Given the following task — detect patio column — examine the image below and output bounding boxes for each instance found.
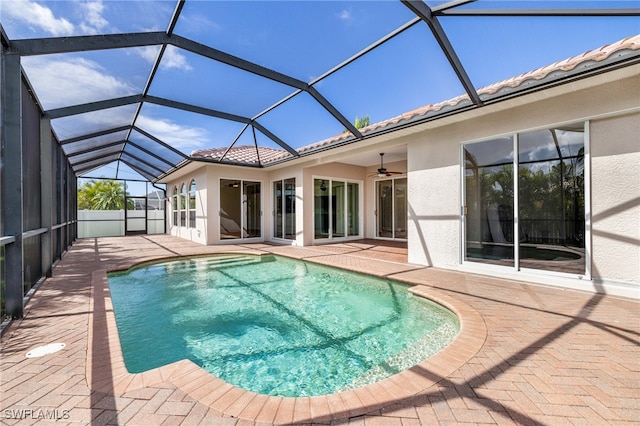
[40,117,53,277]
[1,47,24,319]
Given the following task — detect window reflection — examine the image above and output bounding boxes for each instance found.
[518,128,585,274]
[464,137,515,267]
[463,125,585,275]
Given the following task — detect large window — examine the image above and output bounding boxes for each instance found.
[314,178,360,240]
[189,180,196,228]
[463,124,586,276]
[274,178,295,240]
[220,179,261,239]
[376,177,407,240]
[180,183,186,227]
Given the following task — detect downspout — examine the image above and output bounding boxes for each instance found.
[152,183,167,234]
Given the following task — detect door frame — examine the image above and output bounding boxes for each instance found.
[374,176,408,241]
[125,196,147,235]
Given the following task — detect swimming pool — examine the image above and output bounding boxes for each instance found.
[108,254,459,397]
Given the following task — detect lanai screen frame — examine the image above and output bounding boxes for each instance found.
[1,1,640,321]
[2,1,639,182]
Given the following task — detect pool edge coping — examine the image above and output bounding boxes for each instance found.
[88,253,487,424]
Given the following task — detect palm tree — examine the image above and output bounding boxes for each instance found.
[77,179,132,210]
[343,115,371,133]
[354,115,370,129]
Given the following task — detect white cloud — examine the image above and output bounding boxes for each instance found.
[22,56,136,109]
[133,45,192,71]
[78,0,109,35]
[3,0,74,36]
[135,115,208,149]
[337,9,352,23]
[135,45,162,64]
[160,45,193,71]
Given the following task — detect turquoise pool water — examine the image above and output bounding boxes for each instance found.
[108,254,459,397]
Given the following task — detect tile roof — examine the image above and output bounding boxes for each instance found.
[191,145,292,164]
[193,35,640,167]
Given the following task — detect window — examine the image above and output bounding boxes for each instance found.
[314,178,360,240]
[180,183,186,227]
[172,186,178,226]
[189,180,196,228]
[462,123,586,276]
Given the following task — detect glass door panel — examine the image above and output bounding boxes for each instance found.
[314,179,329,239]
[274,181,283,239]
[377,180,393,238]
[243,181,261,238]
[347,182,359,236]
[376,178,407,240]
[220,179,241,239]
[464,137,515,267]
[314,178,360,240]
[331,181,345,238]
[394,178,407,239]
[284,178,296,240]
[518,128,585,274]
[274,178,296,240]
[220,179,261,240]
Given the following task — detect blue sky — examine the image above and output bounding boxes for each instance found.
[2,0,639,180]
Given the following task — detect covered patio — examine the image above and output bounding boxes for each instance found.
[1,236,638,424]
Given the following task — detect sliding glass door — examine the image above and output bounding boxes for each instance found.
[376,177,407,240]
[220,179,261,240]
[274,178,295,240]
[462,124,586,276]
[314,178,360,240]
[463,137,515,267]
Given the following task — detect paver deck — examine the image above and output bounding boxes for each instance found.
[1,235,638,425]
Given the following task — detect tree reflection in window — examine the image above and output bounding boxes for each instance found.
[464,125,585,275]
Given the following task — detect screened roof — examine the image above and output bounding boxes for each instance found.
[2,0,639,182]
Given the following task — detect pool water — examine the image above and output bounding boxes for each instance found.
[108,255,459,397]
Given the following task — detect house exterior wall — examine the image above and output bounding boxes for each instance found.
[161,71,638,297]
[405,73,639,297]
[590,112,640,288]
[168,166,208,245]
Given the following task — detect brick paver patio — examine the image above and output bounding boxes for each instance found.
[1,235,638,425]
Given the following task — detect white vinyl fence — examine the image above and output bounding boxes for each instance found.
[78,210,165,238]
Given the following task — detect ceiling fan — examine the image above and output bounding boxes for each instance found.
[369,153,403,178]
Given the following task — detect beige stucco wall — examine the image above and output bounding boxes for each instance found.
[590,112,640,286]
[405,72,640,294]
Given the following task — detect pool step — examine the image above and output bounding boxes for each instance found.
[193,255,262,270]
